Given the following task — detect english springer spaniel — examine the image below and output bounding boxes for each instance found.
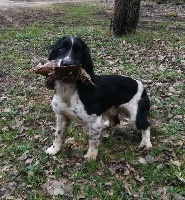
[45,36,152,160]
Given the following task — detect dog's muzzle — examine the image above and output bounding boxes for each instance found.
[56,57,81,68]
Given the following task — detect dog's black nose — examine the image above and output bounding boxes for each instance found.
[61,59,75,66]
[61,59,81,67]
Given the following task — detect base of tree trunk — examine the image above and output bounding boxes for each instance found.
[112,0,140,36]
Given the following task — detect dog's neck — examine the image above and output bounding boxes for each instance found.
[54,80,76,99]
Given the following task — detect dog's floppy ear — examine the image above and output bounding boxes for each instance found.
[48,36,67,61]
[76,38,95,79]
[84,47,95,79]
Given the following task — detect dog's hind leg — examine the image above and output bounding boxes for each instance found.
[46,114,70,155]
[139,127,152,149]
[84,116,103,160]
[136,93,152,149]
[130,116,152,149]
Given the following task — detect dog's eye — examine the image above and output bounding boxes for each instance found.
[59,48,65,53]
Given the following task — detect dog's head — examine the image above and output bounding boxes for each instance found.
[46,36,95,89]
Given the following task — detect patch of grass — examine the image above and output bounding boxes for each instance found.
[0,2,184,199]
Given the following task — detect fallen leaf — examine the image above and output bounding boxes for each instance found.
[138,157,147,164]
[123,182,132,195]
[105,182,112,186]
[2,127,9,131]
[4,196,14,200]
[172,192,185,200]
[101,131,110,138]
[2,165,12,172]
[109,166,116,175]
[162,193,170,200]
[77,189,86,199]
[108,189,114,196]
[42,179,73,197]
[42,180,64,196]
[123,167,130,176]
[145,155,155,163]
[135,175,145,183]
[25,158,33,164]
[176,173,185,183]
[18,151,29,161]
[3,108,11,113]
[171,160,181,167]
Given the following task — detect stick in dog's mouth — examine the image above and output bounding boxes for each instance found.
[32,60,96,86]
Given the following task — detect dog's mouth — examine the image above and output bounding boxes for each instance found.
[55,65,81,70]
[52,65,81,83]
[55,65,81,73]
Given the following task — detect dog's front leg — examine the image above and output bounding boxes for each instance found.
[84,116,102,160]
[46,114,69,155]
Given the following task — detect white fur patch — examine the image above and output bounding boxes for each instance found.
[120,80,144,127]
[52,82,97,124]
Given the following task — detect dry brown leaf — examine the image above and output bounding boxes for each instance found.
[135,175,145,183]
[77,189,86,200]
[2,108,11,113]
[42,180,64,196]
[123,167,130,176]
[25,158,33,164]
[172,193,185,200]
[138,157,147,164]
[42,178,73,197]
[18,151,29,161]
[145,155,155,163]
[171,160,181,167]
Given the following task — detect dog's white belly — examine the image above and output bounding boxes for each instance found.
[52,91,96,124]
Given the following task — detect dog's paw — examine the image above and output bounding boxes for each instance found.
[139,140,152,150]
[45,145,60,155]
[84,150,98,161]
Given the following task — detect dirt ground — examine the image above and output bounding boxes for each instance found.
[0,0,111,9]
[0,0,114,28]
[0,0,184,31]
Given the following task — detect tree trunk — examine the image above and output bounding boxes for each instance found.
[112,0,140,36]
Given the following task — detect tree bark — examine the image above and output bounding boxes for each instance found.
[112,0,140,36]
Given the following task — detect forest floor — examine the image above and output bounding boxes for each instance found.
[0,1,184,199]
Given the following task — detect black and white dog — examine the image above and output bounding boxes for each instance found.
[45,36,152,160]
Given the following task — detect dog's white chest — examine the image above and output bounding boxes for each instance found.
[52,82,88,123]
